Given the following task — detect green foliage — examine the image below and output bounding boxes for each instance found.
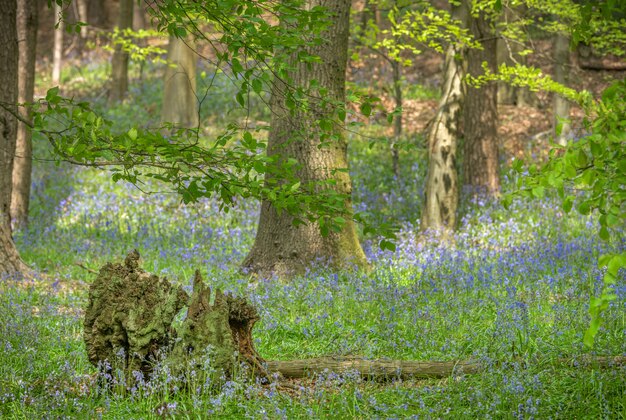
[507,79,626,346]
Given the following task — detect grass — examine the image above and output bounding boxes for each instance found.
[1,59,625,419]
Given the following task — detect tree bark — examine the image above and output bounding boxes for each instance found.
[463,7,500,197]
[0,0,29,278]
[242,0,367,278]
[421,3,467,234]
[108,0,133,103]
[390,60,401,177]
[77,0,88,38]
[161,36,198,128]
[266,355,626,380]
[52,3,64,86]
[496,6,533,107]
[11,0,38,229]
[553,33,571,146]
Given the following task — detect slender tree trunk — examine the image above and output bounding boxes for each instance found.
[421,3,467,234]
[496,6,533,107]
[390,59,401,177]
[242,0,367,278]
[109,0,133,103]
[52,3,64,86]
[77,0,88,38]
[0,0,29,278]
[553,33,571,146]
[11,0,38,229]
[463,7,500,197]
[161,36,198,128]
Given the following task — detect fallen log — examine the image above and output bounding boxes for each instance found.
[266,357,482,380]
[266,355,626,380]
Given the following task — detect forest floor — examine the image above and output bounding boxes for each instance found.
[1,31,625,418]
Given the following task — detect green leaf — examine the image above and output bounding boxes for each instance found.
[236,91,245,107]
[252,78,263,94]
[380,240,396,252]
[360,102,372,117]
[127,128,138,141]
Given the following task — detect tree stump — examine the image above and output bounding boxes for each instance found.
[84,251,264,380]
[83,250,189,374]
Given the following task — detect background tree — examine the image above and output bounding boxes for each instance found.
[496,5,533,106]
[242,0,367,277]
[553,33,571,145]
[0,0,30,278]
[11,0,38,228]
[52,2,64,86]
[421,2,468,234]
[463,3,500,197]
[161,36,198,128]
[109,0,133,103]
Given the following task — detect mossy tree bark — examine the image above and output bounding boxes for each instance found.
[161,36,198,128]
[421,3,467,235]
[553,33,571,146]
[108,0,133,103]
[11,0,38,228]
[463,5,500,197]
[242,0,367,278]
[84,252,264,379]
[0,0,30,279]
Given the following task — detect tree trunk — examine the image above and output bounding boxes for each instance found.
[421,3,467,234]
[88,0,106,28]
[108,0,133,103]
[553,33,571,146]
[52,3,64,86]
[161,36,198,128]
[0,0,29,278]
[463,7,500,197]
[390,60,401,177]
[242,0,367,278]
[133,1,147,31]
[496,6,533,107]
[77,0,88,38]
[11,0,38,229]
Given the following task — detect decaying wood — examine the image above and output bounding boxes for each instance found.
[85,251,265,380]
[266,357,482,380]
[266,355,626,380]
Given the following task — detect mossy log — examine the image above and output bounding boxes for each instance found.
[266,355,626,381]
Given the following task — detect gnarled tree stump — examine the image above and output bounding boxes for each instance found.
[84,251,264,379]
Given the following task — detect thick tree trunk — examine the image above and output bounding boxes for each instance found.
[242,0,367,278]
[553,33,571,146]
[421,3,467,234]
[52,3,64,86]
[0,0,29,278]
[109,0,133,103]
[463,8,500,197]
[11,0,38,229]
[161,36,198,128]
